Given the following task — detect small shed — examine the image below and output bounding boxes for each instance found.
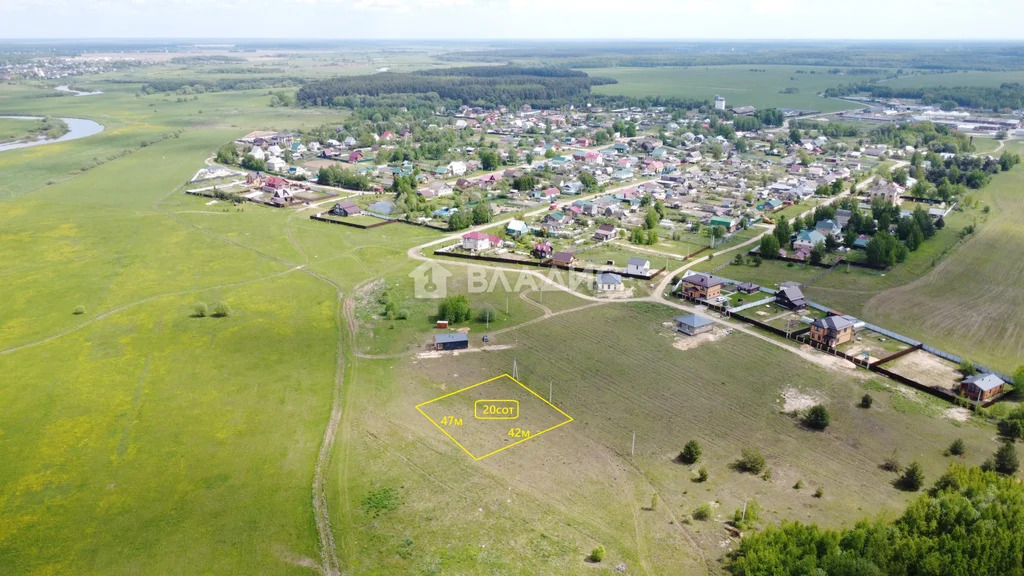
[675,313,714,336]
[434,333,469,351]
[436,320,449,329]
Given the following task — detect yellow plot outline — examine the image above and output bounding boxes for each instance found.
[415,374,573,460]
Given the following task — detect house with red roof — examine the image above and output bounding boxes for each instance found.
[461,231,501,252]
[262,176,289,192]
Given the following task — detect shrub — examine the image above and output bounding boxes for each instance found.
[813,487,824,498]
[693,503,712,521]
[860,394,873,408]
[695,466,709,483]
[73,305,86,315]
[212,301,231,318]
[649,493,658,511]
[733,500,761,530]
[882,453,902,473]
[437,295,471,323]
[794,479,804,490]
[194,302,208,317]
[897,461,925,491]
[762,468,773,481]
[679,439,702,464]
[588,546,605,563]
[803,405,831,430]
[736,448,766,474]
[361,487,400,517]
[947,438,966,457]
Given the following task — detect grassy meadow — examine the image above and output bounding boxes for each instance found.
[338,301,999,574]
[587,65,863,112]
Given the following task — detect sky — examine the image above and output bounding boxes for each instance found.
[1,0,1022,40]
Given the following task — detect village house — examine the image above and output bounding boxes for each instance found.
[870,181,904,205]
[815,219,842,238]
[262,175,289,193]
[775,283,807,310]
[551,251,575,267]
[794,230,827,251]
[674,313,714,336]
[593,224,617,242]
[595,272,624,292]
[330,201,362,217]
[627,258,650,276]
[506,219,530,237]
[809,316,855,348]
[461,231,501,252]
[960,373,1006,401]
[680,273,725,300]
[533,242,553,259]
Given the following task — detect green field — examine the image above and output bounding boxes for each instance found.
[353,301,999,573]
[879,69,1024,89]
[0,117,36,142]
[587,65,863,112]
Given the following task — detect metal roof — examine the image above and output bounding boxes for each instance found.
[675,313,714,328]
[963,373,1005,391]
[434,333,469,344]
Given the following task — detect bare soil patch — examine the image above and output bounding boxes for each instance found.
[883,350,961,392]
[944,407,972,422]
[671,327,728,351]
[780,387,824,413]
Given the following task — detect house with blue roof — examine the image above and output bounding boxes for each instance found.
[794,229,827,250]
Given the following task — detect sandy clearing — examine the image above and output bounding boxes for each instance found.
[780,387,824,413]
[672,327,729,351]
[944,407,972,422]
[799,344,860,374]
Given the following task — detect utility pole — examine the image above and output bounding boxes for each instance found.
[549,381,552,402]
[631,431,636,456]
[506,294,509,315]
[513,358,518,380]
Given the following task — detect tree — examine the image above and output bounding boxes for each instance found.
[695,467,709,482]
[709,142,723,160]
[736,447,766,474]
[478,148,500,171]
[759,234,780,259]
[803,405,830,430]
[216,143,238,165]
[644,210,658,230]
[809,243,826,265]
[437,295,471,323]
[947,438,966,457]
[588,546,605,563]
[240,154,266,172]
[897,461,924,491]
[645,229,659,246]
[680,440,702,464]
[773,218,792,246]
[212,301,231,318]
[860,394,873,409]
[471,202,492,225]
[994,441,1019,475]
[194,302,208,318]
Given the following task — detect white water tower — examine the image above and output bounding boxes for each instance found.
[715,95,726,111]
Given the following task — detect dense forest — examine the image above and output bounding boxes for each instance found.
[296,65,616,109]
[825,82,1024,111]
[729,464,1024,576]
[436,42,1024,71]
[137,77,303,94]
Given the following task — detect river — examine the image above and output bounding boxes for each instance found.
[55,85,104,96]
[0,116,105,153]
